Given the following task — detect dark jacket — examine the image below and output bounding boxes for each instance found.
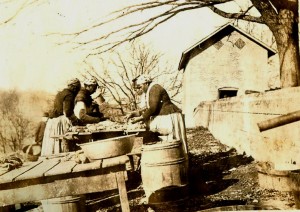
[75,88,103,124]
[142,84,181,121]
[75,88,94,108]
[49,88,79,125]
[34,121,47,144]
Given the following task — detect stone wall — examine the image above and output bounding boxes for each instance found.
[194,87,300,169]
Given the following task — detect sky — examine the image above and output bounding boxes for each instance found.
[0,0,242,94]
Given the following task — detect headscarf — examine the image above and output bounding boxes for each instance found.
[67,78,80,86]
[136,74,152,85]
[84,77,98,85]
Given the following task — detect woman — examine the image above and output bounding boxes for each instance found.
[74,77,105,125]
[128,74,188,156]
[41,78,81,156]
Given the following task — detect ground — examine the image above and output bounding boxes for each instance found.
[27,127,296,211]
[87,127,296,211]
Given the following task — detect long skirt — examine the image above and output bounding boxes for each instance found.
[41,116,72,156]
[149,113,188,157]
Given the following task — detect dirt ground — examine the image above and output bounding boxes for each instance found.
[27,127,296,211]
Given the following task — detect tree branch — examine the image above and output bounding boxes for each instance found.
[208,5,264,23]
[0,0,43,26]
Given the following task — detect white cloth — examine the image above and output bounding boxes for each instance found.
[74,101,86,119]
[139,93,147,109]
[41,116,72,156]
[145,82,157,108]
[149,113,188,157]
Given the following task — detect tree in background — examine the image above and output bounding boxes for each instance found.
[0,90,32,153]
[0,0,40,26]
[63,0,298,88]
[83,42,183,114]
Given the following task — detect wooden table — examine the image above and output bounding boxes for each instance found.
[0,154,130,212]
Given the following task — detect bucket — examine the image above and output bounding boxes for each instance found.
[288,170,300,209]
[256,162,290,191]
[141,140,189,205]
[22,144,42,162]
[42,195,86,212]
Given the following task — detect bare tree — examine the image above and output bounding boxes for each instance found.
[0,0,42,26]
[56,0,299,88]
[83,42,183,114]
[0,90,32,153]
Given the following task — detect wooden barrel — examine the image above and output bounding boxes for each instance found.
[42,195,86,212]
[0,205,14,212]
[288,170,300,209]
[141,140,189,205]
[197,204,276,211]
[256,162,290,191]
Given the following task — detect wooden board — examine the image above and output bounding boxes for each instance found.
[0,168,11,177]
[102,155,129,169]
[72,160,102,173]
[44,160,77,176]
[0,172,119,205]
[38,152,71,161]
[116,171,130,212]
[0,161,42,183]
[125,129,146,133]
[15,159,60,181]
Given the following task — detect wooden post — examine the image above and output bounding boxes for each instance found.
[115,171,130,212]
[257,110,300,132]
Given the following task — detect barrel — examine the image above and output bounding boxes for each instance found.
[197,204,277,211]
[42,195,86,212]
[256,162,290,191]
[141,140,189,205]
[288,170,300,209]
[0,205,14,212]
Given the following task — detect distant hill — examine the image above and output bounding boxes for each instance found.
[18,90,55,122]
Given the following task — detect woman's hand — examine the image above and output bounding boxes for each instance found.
[131,116,143,124]
[126,111,140,122]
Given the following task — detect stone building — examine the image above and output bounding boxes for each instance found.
[178,23,277,128]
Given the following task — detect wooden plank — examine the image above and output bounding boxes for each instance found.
[38,152,70,160]
[0,171,119,206]
[15,159,60,181]
[0,169,10,177]
[116,171,130,212]
[19,159,60,180]
[72,160,102,173]
[44,160,77,176]
[101,155,129,169]
[0,161,42,183]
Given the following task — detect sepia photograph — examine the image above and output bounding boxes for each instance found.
[0,0,299,211]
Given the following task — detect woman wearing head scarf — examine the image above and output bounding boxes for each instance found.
[127,74,188,156]
[41,78,81,156]
[74,77,105,125]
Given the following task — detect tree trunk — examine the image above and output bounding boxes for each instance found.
[271,9,300,88]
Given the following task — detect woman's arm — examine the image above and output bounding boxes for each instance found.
[142,84,162,120]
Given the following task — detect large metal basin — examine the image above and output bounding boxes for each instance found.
[77,134,137,160]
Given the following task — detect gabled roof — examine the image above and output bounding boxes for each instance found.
[178,23,277,71]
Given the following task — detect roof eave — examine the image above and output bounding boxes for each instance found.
[178,23,277,71]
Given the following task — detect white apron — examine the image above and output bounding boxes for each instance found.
[41,115,72,156]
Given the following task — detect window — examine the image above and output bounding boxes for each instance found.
[214,40,224,50]
[218,87,238,99]
[235,38,246,49]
